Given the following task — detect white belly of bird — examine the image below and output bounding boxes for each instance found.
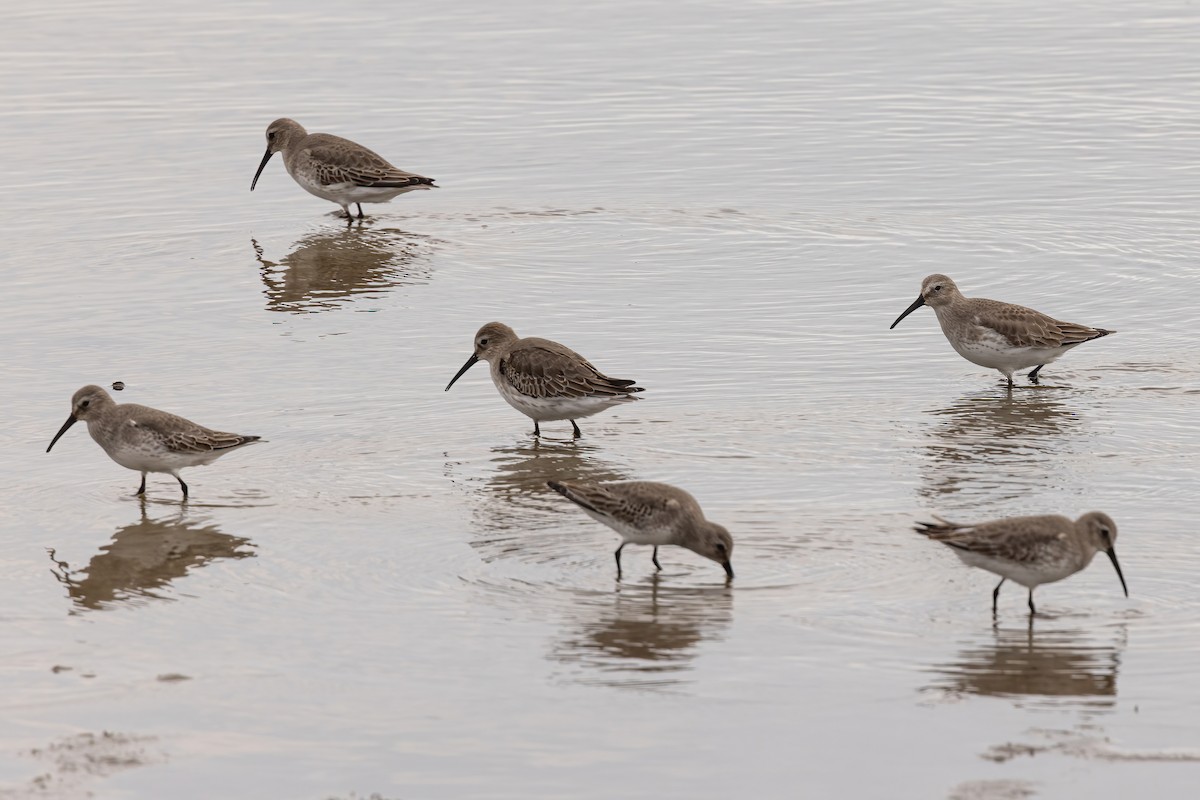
[581,508,676,546]
[953,549,1080,589]
[103,442,220,473]
[92,421,225,474]
[949,327,1066,376]
[493,377,632,422]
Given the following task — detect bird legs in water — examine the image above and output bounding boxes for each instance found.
[532,420,583,438]
[133,472,189,500]
[992,577,1038,616]
[614,543,663,580]
[1005,364,1047,390]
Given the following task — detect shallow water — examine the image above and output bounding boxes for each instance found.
[2,0,1199,797]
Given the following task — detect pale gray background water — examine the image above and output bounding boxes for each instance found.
[1,1,1198,797]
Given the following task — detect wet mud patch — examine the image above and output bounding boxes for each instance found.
[948,779,1037,800]
[1,731,164,800]
[983,726,1200,764]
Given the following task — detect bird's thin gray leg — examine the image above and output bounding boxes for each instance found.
[356,203,365,219]
[135,472,147,496]
[1028,365,1044,384]
[571,420,582,438]
[533,420,541,436]
[614,542,626,579]
[177,476,189,500]
[652,546,662,571]
[992,578,1005,614]
[1027,590,1036,616]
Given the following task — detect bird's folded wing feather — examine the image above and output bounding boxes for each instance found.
[305,140,434,188]
[920,520,1070,562]
[501,345,640,399]
[566,483,680,526]
[127,411,254,453]
[974,300,1109,348]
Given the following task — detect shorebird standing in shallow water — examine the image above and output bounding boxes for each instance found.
[444,322,643,438]
[547,480,734,580]
[890,274,1114,387]
[46,385,261,499]
[250,118,435,220]
[916,511,1128,615]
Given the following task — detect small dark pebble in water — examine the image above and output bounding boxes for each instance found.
[156,673,191,682]
[111,381,125,391]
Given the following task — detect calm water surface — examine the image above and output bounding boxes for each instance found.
[1,1,1199,797]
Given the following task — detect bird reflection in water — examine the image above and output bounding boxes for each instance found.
[919,390,1087,503]
[467,440,632,562]
[252,226,435,313]
[48,507,255,612]
[925,624,1125,709]
[551,576,734,690]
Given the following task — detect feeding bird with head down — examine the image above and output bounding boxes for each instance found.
[547,479,734,581]
[916,511,1128,616]
[251,118,435,220]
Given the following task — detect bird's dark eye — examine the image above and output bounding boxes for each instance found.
[1100,527,1111,539]
[932,285,942,292]
[716,542,727,553]
[267,131,276,140]
[479,338,489,346]
[80,400,90,408]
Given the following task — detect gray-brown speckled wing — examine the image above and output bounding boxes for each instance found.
[557,481,690,528]
[119,405,259,454]
[499,341,643,400]
[303,133,435,188]
[971,298,1112,349]
[917,515,1073,564]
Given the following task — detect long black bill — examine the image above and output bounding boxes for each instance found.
[250,148,274,191]
[889,294,926,330]
[46,415,78,453]
[1106,547,1129,597]
[723,560,734,580]
[444,354,480,391]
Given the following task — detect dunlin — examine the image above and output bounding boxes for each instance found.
[250,118,435,219]
[547,480,734,580]
[916,511,1128,615]
[890,274,1114,387]
[46,385,261,499]
[444,322,643,437]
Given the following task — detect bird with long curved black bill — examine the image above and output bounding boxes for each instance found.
[916,511,1129,616]
[46,385,261,500]
[444,322,643,438]
[547,479,734,581]
[890,274,1113,387]
[251,118,435,220]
